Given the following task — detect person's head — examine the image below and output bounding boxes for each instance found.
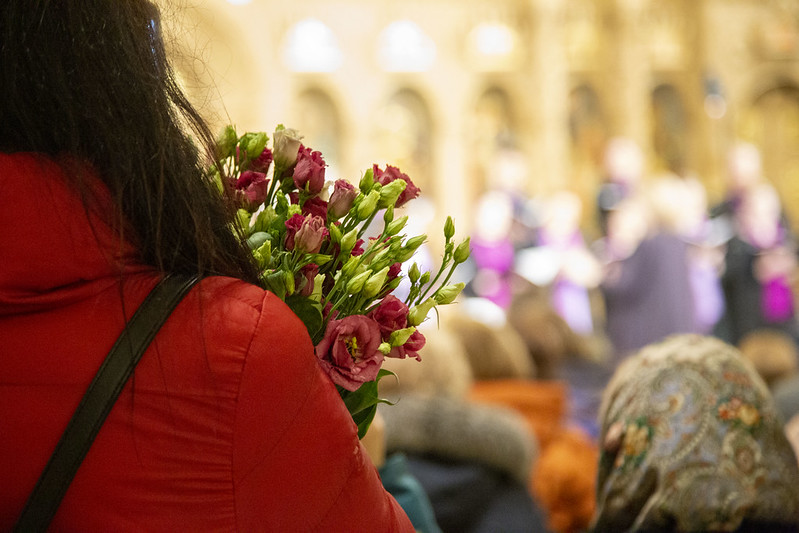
[507,295,587,380]
[0,1,259,282]
[738,329,798,389]
[603,137,644,187]
[379,325,474,401]
[445,310,535,381]
[726,141,763,192]
[593,334,799,532]
[540,189,583,242]
[737,181,782,248]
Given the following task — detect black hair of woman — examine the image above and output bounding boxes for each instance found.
[0,0,261,284]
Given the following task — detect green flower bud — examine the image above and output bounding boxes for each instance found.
[346,270,371,294]
[287,203,302,217]
[383,205,394,225]
[389,327,416,347]
[433,282,465,305]
[341,255,360,277]
[378,342,392,355]
[407,297,437,327]
[443,216,455,240]
[252,249,265,270]
[245,132,268,159]
[356,190,380,220]
[408,263,421,284]
[453,236,471,264]
[340,228,358,254]
[255,240,272,267]
[216,125,238,159]
[395,234,427,262]
[359,168,375,193]
[363,266,390,298]
[378,179,407,208]
[309,273,325,302]
[284,269,295,295]
[311,254,333,266]
[385,216,408,237]
[328,223,343,244]
[419,271,431,285]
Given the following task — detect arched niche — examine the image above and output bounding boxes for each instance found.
[291,87,344,179]
[568,83,607,228]
[651,83,688,175]
[739,84,799,236]
[375,88,435,198]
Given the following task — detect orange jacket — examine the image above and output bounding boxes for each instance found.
[0,153,412,532]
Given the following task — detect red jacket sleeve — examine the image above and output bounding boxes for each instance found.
[232,290,414,532]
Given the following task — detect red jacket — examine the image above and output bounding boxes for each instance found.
[0,153,413,532]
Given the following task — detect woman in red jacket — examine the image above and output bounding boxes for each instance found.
[0,2,412,531]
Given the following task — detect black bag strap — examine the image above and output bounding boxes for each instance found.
[14,273,201,533]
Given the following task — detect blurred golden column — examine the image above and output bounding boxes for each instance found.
[530,0,570,194]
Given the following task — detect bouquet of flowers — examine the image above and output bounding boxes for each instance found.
[211,124,470,437]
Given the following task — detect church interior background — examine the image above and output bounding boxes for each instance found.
[161,0,799,246]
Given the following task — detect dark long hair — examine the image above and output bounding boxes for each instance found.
[0,0,261,284]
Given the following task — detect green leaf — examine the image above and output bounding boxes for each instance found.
[284,294,324,342]
[353,406,377,440]
[246,231,271,250]
[339,371,395,439]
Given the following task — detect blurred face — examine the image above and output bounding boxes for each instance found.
[727,143,762,191]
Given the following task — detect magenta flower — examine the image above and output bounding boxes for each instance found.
[315,315,384,391]
[388,262,402,280]
[250,147,274,174]
[328,179,358,219]
[235,170,269,205]
[294,215,328,254]
[284,213,305,251]
[351,239,365,256]
[389,329,426,361]
[369,295,409,339]
[293,145,326,195]
[297,263,319,297]
[372,164,421,207]
[302,196,328,220]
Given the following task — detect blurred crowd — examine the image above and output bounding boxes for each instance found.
[378,139,799,533]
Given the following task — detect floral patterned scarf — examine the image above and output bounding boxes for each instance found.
[592,334,799,532]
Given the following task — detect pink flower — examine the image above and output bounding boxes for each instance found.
[235,170,269,205]
[351,239,365,256]
[284,213,305,250]
[372,164,420,207]
[293,145,326,195]
[302,196,328,220]
[294,215,328,254]
[328,179,358,219]
[369,295,409,339]
[390,329,426,361]
[315,315,384,391]
[250,147,274,173]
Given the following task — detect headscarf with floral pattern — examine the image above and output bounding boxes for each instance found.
[592,334,799,532]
